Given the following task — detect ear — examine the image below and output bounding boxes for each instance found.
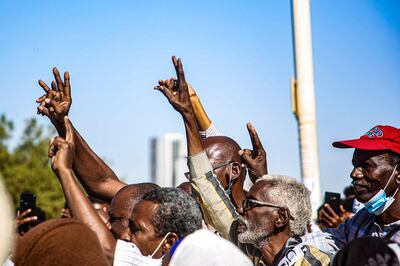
[275,208,290,229]
[396,172,400,186]
[230,162,242,181]
[162,232,179,254]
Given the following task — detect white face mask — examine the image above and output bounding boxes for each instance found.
[364,165,398,215]
[125,233,170,266]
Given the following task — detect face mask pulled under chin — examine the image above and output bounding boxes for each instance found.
[128,233,170,266]
[364,165,398,215]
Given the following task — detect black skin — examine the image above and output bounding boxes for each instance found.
[155,56,203,156]
[35,60,265,257]
[38,58,196,259]
[15,208,38,236]
[109,183,159,241]
[36,64,252,213]
[318,204,350,228]
[48,116,116,263]
[202,136,246,209]
[129,200,179,258]
[349,149,400,226]
[108,187,136,241]
[318,149,400,228]
[237,181,291,266]
[37,67,126,203]
[156,61,254,210]
[177,182,193,197]
[34,66,181,248]
[46,96,177,262]
[239,123,268,183]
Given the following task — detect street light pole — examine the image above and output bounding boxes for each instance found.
[291,0,321,215]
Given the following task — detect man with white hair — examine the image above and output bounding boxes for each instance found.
[237,175,331,265]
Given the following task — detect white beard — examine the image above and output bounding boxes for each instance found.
[237,216,271,248]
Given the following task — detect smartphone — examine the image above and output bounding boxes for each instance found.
[324,192,341,215]
[20,192,36,213]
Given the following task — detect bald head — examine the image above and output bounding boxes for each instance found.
[202,136,242,166]
[109,183,159,240]
[202,136,246,188]
[111,183,160,211]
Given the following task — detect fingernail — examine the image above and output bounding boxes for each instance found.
[238,150,243,155]
[45,98,50,103]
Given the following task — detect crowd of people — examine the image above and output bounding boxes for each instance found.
[1,56,400,266]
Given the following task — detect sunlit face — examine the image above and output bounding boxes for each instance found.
[350,149,398,203]
[108,191,133,241]
[129,200,165,258]
[237,182,275,247]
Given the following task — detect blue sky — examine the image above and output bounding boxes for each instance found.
[0,0,399,198]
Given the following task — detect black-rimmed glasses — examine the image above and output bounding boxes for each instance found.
[242,198,294,220]
[184,160,233,179]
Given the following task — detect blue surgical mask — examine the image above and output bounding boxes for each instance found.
[364,165,398,215]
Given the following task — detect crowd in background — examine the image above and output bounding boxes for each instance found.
[1,56,400,266]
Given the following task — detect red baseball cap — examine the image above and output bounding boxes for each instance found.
[333,125,400,155]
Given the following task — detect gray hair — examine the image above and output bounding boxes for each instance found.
[143,187,203,238]
[256,175,311,236]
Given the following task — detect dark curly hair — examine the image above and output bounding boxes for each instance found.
[142,187,202,238]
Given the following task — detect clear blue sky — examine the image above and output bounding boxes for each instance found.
[0,0,399,197]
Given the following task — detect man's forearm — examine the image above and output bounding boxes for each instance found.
[183,112,203,156]
[72,127,126,202]
[57,169,116,260]
[51,119,125,202]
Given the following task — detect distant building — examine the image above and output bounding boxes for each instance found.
[150,133,188,187]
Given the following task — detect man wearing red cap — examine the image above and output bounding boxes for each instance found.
[303,125,400,254]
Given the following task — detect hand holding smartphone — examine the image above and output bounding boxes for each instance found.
[324,192,341,215]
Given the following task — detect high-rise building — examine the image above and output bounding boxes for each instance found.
[150,133,188,187]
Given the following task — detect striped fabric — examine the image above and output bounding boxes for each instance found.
[302,208,400,255]
[267,237,331,266]
[188,151,238,239]
[199,122,223,139]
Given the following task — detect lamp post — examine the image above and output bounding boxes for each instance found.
[291,0,321,215]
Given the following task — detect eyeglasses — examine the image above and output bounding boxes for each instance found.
[184,160,233,179]
[242,198,294,219]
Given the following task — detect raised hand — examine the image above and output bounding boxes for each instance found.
[158,77,197,97]
[16,208,37,226]
[318,204,348,228]
[155,56,193,116]
[37,67,72,126]
[48,116,75,174]
[239,123,268,183]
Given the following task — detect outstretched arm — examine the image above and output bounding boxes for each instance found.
[49,116,116,262]
[155,58,202,156]
[155,56,237,238]
[37,68,125,202]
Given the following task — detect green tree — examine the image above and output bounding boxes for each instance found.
[0,115,64,218]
